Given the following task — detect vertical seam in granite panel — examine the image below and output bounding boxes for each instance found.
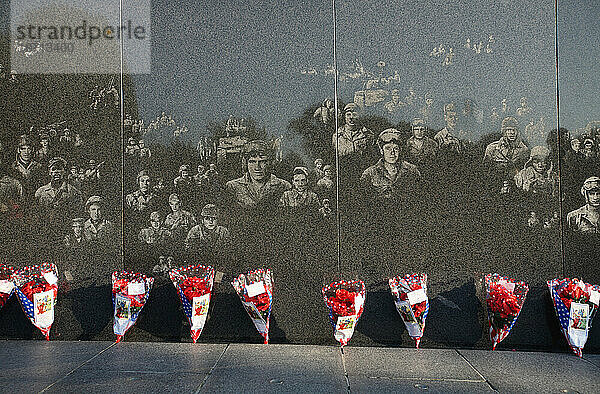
[332,0,342,277]
[119,0,126,267]
[554,0,566,276]
[39,342,117,393]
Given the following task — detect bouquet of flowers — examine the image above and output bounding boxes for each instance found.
[389,273,429,348]
[322,280,366,347]
[548,278,600,357]
[0,264,15,311]
[112,271,154,343]
[484,273,529,350]
[169,264,215,343]
[12,263,59,340]
[232,269,273,344]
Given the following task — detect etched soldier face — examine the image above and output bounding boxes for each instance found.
[150,216,161,229]
[50,166,65,182]
[571,139,580,152]
[532,158,547,173]
[412,125,425,139]
[18,145,32,161]
[293,173,308,192]
[381,142,400,165]
[181,169,190,179]
[169,200,181,212]
[445,111,457,128]
[73,223,83,237]
[588,190,600,207]
[324,168,332,178]
[40,139,49,148]
[89,204,102,222]
[247,154,270,182]
[504,127,517,142]
[315,161,323,170]
[203,216,217,230]
[344,109,357,127]
[139,175,150,192]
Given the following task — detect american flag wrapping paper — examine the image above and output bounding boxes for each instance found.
[548,278,600,357]
[169,264,214,343]
[112,271,154,343]
[0,264,15,311]
[322,280,366,347]
[232,269,273,344]
[484,273,529,350]
[12,263,59,340]
[389,273,429,349]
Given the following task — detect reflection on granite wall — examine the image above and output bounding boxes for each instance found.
[0,0,598,352]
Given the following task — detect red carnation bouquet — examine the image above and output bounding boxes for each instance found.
[112,271,154,343]
[12,263,59,340]
[322,280,366,347]
[484,274,529,350]
[389,273,428,348]
[232,269,273,344]
[169,264,215,343]
[548,278,599,357]
[0,264,15,310]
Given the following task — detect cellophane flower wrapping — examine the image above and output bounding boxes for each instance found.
[322,280,366,347]
[0,264,15,311]
[112,271,154,343]
[169,264,214,343]
[548,278,600,357]
[12,263,59,340]
[484,273,529,350]
[231,269,273,344]
[389,273,429,349]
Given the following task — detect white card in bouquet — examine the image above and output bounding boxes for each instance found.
[192,294,210,330]
[33,289,55,328]
[246,281,266,297]
[590,291,599,306]
[407,288,427,305]
[568,302,590,348]
[0,279,14,294]
[127,282,145,296]
[42,271,58,286]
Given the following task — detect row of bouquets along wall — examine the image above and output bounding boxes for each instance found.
[0,264,599,357]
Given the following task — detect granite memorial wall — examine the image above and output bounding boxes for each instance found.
[0,0,598,351]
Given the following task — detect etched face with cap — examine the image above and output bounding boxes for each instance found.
[344,106,358,128]
[169,194,181,211]
[138,174,150,192]
[583,178,600,207]
[89,203,102,222]
[293,172,308,192]
[203,215,217,230]
[150,211,161,229]
[72,220,83,236]
[49,162,66,182]
[412,119,426,139]
[382,142,400,165]
[571,139,580,152]
[18,144,32,162]
[247,154,270,182]
[532,158,548,174]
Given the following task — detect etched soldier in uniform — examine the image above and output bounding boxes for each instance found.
[185,204,230,250]
[64,217,87,247]
[164,193,196,240]
[226,140,291,209]
[35,157,83,219]
[434,103,461,153]
[406,118,438,166]
[313,158,324,180]
[126,170,156,213]
[35,133,52,165]
[483,117,530,174]
[83,195,115,244]
[125,137,139,155]
[12,135,42,186]
[361,129,421,199]
[567,177,600,234]
[193,164,206,187]
[332,103,374,157]
[138,211,172,245]
[514,146,558,196]
[280,167,320,209]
